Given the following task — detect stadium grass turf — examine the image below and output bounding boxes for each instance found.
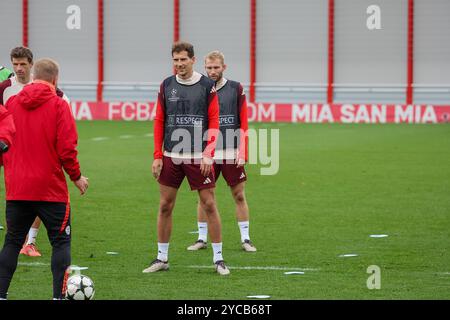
[0,121,449,299]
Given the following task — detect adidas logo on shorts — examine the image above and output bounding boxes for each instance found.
[203,177,212,184]
[240,173,246,179]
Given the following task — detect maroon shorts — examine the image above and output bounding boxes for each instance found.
[214,162,247,187]
[158,156,216,190]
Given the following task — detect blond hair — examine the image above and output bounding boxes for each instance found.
[33,58,59,82]
[205,51,225,64]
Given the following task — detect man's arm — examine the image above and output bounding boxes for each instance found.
[0,105,15,148]
[200,88,219,176]
[0,105,15,167]
[152,83,165,179]
[203,88,219,159]
[56,99,81,181]
[153,83,165,160]
[238,84,249,164]
[56,98,89,194]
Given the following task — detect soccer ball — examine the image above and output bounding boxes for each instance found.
[65,274,95,300]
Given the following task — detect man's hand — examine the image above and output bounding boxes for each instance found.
[235,157,246,168]
[235,151,246,168]
[152,159,163,179]
[200,156,213,177]
[74,176,89,195]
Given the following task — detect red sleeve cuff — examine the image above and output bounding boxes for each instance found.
[70,172,82,182]
[153,152,163,159]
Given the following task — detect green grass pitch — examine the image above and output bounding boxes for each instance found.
[1,121,449,299]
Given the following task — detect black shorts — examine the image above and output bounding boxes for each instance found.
[5,201,71,246]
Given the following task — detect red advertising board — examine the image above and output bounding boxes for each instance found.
[71,102,450,124]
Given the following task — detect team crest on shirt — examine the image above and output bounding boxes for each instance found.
[168,88,180,102]
[65,226,71,235]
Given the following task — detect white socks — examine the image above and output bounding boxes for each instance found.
[27,227,39,245]
[157,243,169,262]
[211,243,224,263]
[197,222,208,242]
[158,241,221,263]
[198,221,251,243]
[238,221,250,243]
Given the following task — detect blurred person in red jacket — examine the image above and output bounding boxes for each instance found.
[0,104,15,161]
[1,47,71,257]
[0,104,16,232]
[0,58,89,300]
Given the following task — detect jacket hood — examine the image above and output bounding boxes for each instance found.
[16,82,56,110]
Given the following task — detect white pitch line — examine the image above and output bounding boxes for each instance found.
[119,135,134,139]
[339,254,359,258]
[144,133,154,137]
[91,137,109,141]
[18,262,50,267]
[247,295,271,299]
[185,265,319,271]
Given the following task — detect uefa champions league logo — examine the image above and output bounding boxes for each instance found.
[169,89,180,102]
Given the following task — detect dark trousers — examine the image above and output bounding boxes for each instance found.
[0,201,71,299]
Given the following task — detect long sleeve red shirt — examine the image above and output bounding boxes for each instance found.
[238,85,249,162]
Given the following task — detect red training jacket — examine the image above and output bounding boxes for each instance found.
[3,82,81,202]
[0,104,16,166]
